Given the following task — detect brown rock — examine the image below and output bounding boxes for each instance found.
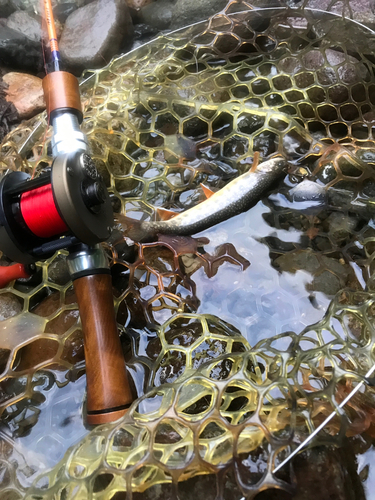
[3,72,45,119]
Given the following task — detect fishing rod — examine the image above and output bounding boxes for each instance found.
[0,0,133,424]
[273,361,375,473]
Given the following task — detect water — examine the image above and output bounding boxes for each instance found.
[1,2,375,499]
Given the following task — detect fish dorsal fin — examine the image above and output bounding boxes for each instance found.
[200,183,215,199]
[250,151,260,173]
[156,207,177,221]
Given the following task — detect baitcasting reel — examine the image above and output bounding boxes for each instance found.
[0,151,113,265]
[0,0,134,424]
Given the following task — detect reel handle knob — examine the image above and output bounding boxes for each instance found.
[0,263,31,288]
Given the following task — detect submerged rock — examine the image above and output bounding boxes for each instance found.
[3,72,45,119]
[274,250,356,296]
[0,292,22,321]
[59,0,134,73]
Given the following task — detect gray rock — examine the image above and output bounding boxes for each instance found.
[140,0,174,30]
[171,0,228,28]
[53,2,78,23]
[306,0,375,30]
[59,0,134,73]
[274,250,355,296]
[327,212,359,241]
[6,11,41,42]
[0,292,22,321]
[0,26,43,73]
[0,0,16,17]
[47,255,71,286]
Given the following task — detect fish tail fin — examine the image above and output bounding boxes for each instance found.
[115,214,150,242]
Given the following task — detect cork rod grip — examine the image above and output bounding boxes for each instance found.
[73,273,133,425]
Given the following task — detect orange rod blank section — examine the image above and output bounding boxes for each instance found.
[43,0,59,53]
[42,71,82,118]
[73,273,133,425]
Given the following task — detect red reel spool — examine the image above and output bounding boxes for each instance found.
[20,184,68,238]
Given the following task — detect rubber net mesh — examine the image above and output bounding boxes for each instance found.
[1,1,375,498]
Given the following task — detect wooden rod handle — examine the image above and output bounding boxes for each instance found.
[73,273,133,424]
[42,71,82,121]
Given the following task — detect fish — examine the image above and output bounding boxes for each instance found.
[269,179,328,214]
[117,156,288,242]
[270,177,375,217]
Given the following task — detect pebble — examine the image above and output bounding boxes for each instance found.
[0,26,43,73]
[3,72,45,119]
[140,0,174,30]
[5,11,41,43]
[59,0,134,73]
[171,0,228,28]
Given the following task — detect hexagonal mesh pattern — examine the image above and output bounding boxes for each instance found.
[1,1,375,499]
[24,300,375,499]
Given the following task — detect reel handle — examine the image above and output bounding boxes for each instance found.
[73,272,132,424]
[0,263,32,288]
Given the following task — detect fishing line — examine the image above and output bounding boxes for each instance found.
[20,184,68,238]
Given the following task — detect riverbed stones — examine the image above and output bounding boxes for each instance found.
[0,0,15,17]
[5,11,41,42]
[171,0,229,28]
[140,0,174,30]
[3,72,45,119]
[59,0,134,73]
[0,292,22,321]
[126,0,153,10]
[0,86,18,142]
[0,26,43,72]
[53,2,78,23]
[274,250,356,296]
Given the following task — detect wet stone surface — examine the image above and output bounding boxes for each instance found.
[3,72,45,119]
[0,26,43,72]
[5,11,41,43]
[59,0,134,73]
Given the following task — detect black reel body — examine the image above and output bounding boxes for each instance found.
[0,152,113,264]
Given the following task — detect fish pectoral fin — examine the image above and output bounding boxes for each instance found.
[200,183,216,199]
[156,207,177,221]
[249,151,260,173]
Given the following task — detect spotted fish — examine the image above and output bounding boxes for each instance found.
[117,156,288,242]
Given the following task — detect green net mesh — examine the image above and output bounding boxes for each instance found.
[1,1,375,498]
